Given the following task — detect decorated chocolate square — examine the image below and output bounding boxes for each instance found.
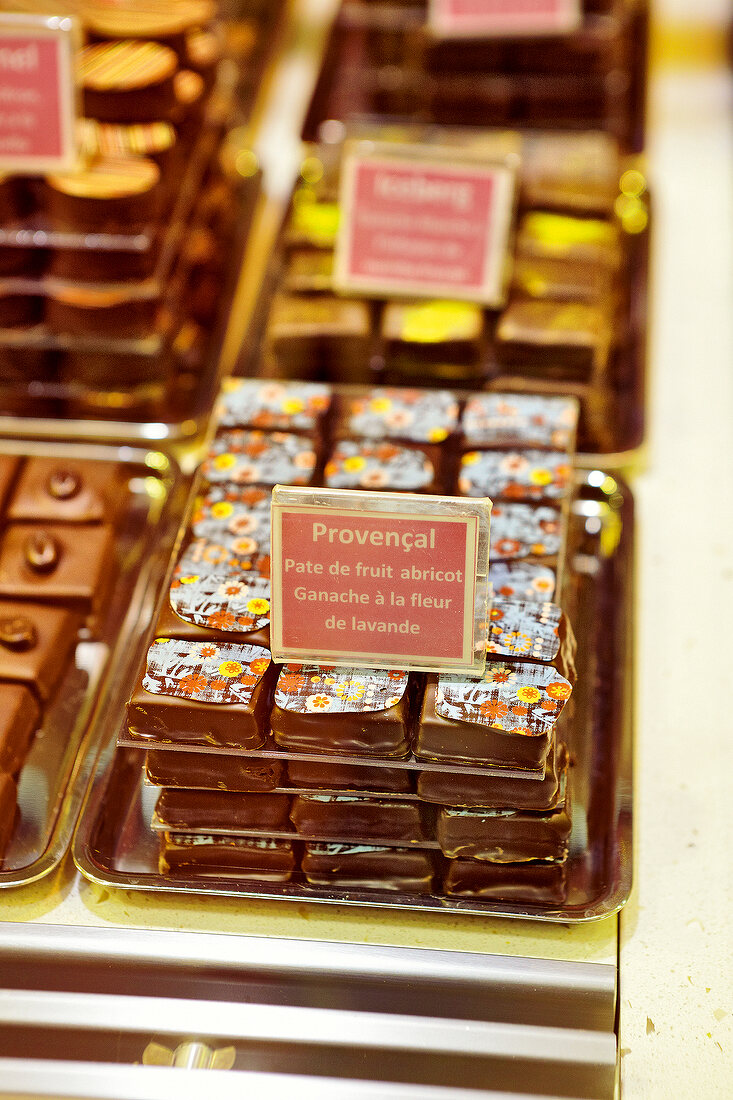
[175,536,270,580]
[486,599,575,681]
[0,523,116,620]
[461,393,579,452]
[169,574,270,634]
[7,457,125,524]
[458,449,573,502]
[0,601,80,702]
[341,388,459,445]
[270,664,412,757]
[488,561,556,602]
[490,503,563,562]
[324,440,440,493]
[127,639,274,750]
[202,430,316,487]
[415,662,572,770]
[216,378,332,433]
[191,485,272,555]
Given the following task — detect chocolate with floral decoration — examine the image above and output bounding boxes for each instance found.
[126,639,276,749]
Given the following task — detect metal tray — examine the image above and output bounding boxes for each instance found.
[73,470,634,922]
[0,439,189,889]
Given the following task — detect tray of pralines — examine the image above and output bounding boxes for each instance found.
[303,0,649,153]
[72,379,633,921]
[245,124,650,468]
[0,437,188,888]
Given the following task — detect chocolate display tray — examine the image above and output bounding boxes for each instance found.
[73,471,634,922]
[0,440,188,889]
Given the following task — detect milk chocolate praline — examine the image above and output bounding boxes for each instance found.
[46,156,162,234]
[146,749,283,793]
[159,833,295,880]
[154,788,291,832]
[81,41,179,124]
[302,842,434,893]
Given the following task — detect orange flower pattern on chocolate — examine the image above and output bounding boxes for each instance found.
[142,640,270,705]
[169,574,270,633]
[486,599,562,662]
[436,662,572,736]
[346,388,459,444]
[325,440,434,491]
[459,449,571,502]
[461,393,578,450]
[217,379,332,431]
[175,537,270,579]
[275,665,408,715]
[202,430,315,487]
[489,561,556,602]
[490,504,562,560]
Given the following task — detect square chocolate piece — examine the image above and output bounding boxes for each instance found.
[0,601,80,701]
[127,639,275,750]
[270,665,413,757]
[159,833,296,880]
[290,793,427,842]
[153,788,291,832]
[302,842,434,893]
[6,457,125,524]
[146,750,283,793]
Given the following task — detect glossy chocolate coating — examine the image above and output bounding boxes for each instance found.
[154,789,291,832]
[270,694,411,758]
[290,793,427,842]
[495,298,613,383]
[0,523,115,618]
[159,832,295,880]
[302,842,434,893]
[415,676,554,771]
[443,856,568,904]
[0,684,40,775]
[0,601,79,701]
[146,749,283,792]
[436,765,571,862]
[153,600,270,650]
[417,741,567,810]
[0,772,17,860]
[7,458,124,524]
[286,758,412,793]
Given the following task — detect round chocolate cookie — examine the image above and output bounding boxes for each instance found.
[80,40,179,123]
[46,155,162,233]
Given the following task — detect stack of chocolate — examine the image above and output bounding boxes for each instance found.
[305,0,648,151]
[123,378,580,907]
[0,451,125,860]
[258,126,648,454]
[0,0,257,422]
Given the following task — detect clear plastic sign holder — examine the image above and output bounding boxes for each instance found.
[270,485,492,677]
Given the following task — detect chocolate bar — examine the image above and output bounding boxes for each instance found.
[436,763,571,862]
[159,832,296,880]
[290,793,427,842]
[443,856,568,904]
[154,788,291,831]
[302,842,434,893]
[418,741,567,809]
[146,748,283,792]
[270,665,413,757]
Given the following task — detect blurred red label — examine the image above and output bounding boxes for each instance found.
[0,19,77,172]
[428,0,581,36]
[335,152,515,305]
[271,503,480,669]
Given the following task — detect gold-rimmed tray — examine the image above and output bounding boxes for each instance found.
[72,470,633,922]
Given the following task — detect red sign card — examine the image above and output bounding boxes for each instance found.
[271,488,491,674]
[0,15,78,173]
[334,148,516,306]
[428,0,582,37]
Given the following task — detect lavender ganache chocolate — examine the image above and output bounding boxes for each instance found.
[159,833,296,880]
[123,379,583,906]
